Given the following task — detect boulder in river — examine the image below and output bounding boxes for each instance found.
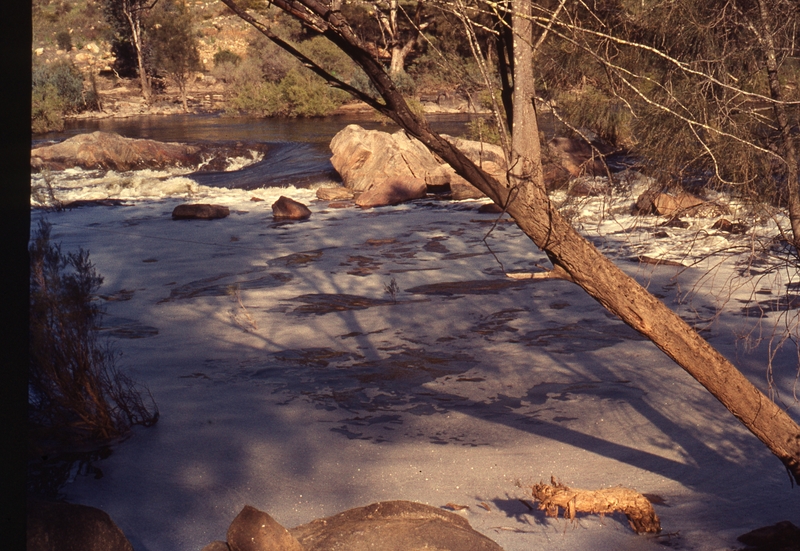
[31,131,203,172]
[172,203,230,220]
[272,196,312,220]
[330,124,442,192]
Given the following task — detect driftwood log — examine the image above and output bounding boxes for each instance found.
[532,477,661,534]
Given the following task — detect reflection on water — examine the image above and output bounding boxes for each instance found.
[37,112,486,145]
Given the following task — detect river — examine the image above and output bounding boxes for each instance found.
[34,111,564,190]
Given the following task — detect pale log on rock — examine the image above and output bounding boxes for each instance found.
[531,478,661,534]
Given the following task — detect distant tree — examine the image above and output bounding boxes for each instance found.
[103,0,159,101]
[148,0,201,111]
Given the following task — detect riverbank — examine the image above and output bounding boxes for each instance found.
[31,133,800,550]
[62,73,477,123]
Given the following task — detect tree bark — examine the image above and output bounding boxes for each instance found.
[756,0,800,250]
[220,0,800,484]
[123,0,151,102]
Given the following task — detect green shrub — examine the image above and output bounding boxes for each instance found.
[553,85,635,146]
[55,30,72,51]
[32,60,88,133]
[31,83,68,133]
[214,49,241,67]
[228,67,347,117]
[465,116,502,146]
[299,36,357,82]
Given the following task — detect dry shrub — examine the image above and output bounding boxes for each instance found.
[28,220,158,495]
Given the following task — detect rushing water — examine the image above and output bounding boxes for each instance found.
[35,112,499,190]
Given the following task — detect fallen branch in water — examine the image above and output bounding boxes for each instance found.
[531,477,661,534]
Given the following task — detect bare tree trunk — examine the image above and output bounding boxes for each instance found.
[220,0,800,483]
[756,0,800,250]
[377,0,423,76]
[123,0,152,102]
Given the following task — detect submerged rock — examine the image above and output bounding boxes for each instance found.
[172,203,230,220]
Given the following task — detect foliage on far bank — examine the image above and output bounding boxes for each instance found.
[223,35,352,117]
[32,59,98,133]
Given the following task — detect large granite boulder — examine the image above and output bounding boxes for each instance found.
[330,125,442,192]
[31,131,202,172]
[332,125,611,202]
[27,500,134,551]
[209,501,504,551]
[290,501,505,551]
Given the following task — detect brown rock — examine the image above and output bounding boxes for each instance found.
[737,520,800,550]
[568,177,612,197]
[547,137,605,177]
[652,192,704,217]
[172,204,230,220]
[272,196,311,220]
[315,186,354,201]
[31,131,202,172]
[290,500,505,551]
[227,505,304,551]
[329,125,504,196]
[711,218,749,234]
[478,202,504,214]
[27,500,134,551]
[451,182,486,200]
[201,542,231,551]
[355,177,427,208]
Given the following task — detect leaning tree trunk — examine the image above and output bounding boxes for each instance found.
[220,0,800,483]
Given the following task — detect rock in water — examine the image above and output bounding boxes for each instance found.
[27,500,134,551]
[289,500,505,551]
[272,196,311,220]
[330,125,441,192]
[172,204,230,220]
[227,505,304,551]
[30,131,202,172]
[355,177,427,208]
[315,186,354,201]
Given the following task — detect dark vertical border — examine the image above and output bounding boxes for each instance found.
[1,1,31,549]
